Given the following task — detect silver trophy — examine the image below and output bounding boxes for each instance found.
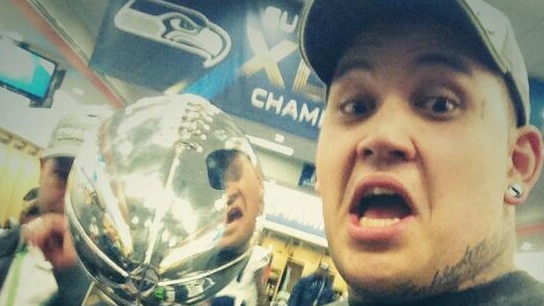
[65,94,266,305]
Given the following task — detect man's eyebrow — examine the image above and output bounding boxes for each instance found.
[331,52,472,82]
[332,58,373,80]
[415,53,472,75]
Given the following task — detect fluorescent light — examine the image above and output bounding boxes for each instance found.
[246,135,294,156]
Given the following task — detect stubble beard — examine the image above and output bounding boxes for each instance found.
[348,232,512,304]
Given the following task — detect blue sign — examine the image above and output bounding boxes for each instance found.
[90,0,325,140]
[529,78,544,129]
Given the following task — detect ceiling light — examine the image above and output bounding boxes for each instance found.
[246,135,294,156]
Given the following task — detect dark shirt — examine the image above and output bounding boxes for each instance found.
[0,228,19,285]
[330,271,544,306]
[289,273,335,306]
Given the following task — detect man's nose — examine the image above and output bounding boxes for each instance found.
[355,104,417,164]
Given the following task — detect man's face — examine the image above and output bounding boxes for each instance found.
[316,20,518,300]
[38,157,74,214]
[219,154,263,249]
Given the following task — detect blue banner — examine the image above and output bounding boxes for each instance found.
[529,78,544,129]
[90,0,325,140]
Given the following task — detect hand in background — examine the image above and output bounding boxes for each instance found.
[23,213,78,270]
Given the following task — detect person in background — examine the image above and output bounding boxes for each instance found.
[298,0,544,305]
[288,262,335,306]
[18,201,41,226]
[0,105,112,306]
[16,187,40,226]
[1,217,19,231]
[22,187,39,208]
[0,188,40,234]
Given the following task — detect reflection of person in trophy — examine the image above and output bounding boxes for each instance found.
[207,149,264,251]
[203,148,269,306]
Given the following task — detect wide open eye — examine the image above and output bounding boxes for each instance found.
[337,96,377,120]
[414,95,461,120]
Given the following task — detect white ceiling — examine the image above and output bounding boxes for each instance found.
[1,0,543,243]
[489,0,544,76]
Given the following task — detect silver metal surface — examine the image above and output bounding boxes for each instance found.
[66,94,265,305]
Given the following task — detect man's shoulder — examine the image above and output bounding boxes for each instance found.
[430,270,544,305]
[504,271,544,304]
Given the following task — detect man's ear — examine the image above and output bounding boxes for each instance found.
[506,126,544,205]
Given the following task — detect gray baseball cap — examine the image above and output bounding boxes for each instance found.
[41,105,113,159]
[299,0,530,126]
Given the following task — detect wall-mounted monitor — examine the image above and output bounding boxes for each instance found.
[0,38,63,107]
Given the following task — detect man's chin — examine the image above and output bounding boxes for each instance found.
[346,271,446,304]
[347,281,425,304]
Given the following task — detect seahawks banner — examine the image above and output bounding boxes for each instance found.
[530,79,544,130]
[90,0,325,140]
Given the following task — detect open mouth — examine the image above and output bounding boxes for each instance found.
[225,193,243,224]
[226,206,243,224]
[351,187,412,228]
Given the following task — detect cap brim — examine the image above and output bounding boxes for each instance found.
[41,144,79,159]
[300,0,476,86]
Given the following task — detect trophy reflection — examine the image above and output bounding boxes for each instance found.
[206,149,264,251]
[65,94,265,305]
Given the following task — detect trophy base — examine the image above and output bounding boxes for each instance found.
[82,282,117,306]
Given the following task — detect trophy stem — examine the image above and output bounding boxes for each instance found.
[82,282,118,306]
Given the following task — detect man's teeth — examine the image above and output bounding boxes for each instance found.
[364,187,397,197]
[359,217,401,228]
